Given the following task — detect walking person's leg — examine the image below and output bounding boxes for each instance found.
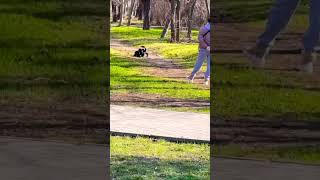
[300,0,320,73]
[204,51,210,85]
[244,0,300,67]
[188,48,207,83]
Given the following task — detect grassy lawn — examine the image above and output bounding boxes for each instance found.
[0,0,107,101]
[215,0,308,23]
[213,54,320,120]
[111,136,210,179]
[111,49,209,100]
[111,26,201,68]
[213,0,320,164]
[110,49,209,113]
[214,144,320,165]
[110,25,210,113]
[213,0,320,121]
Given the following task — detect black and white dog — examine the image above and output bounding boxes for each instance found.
[133,46,148,57]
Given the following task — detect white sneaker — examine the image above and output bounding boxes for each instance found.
[243,45,270,68]
[299,52,316,74]
[204,78,210,86]
[299,62,313,74]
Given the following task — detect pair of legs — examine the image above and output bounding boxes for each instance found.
[258,0,320,53]
[188,48,210,83]
[247,0,320,73]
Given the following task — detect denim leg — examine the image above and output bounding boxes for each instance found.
[205,53,210,79]
[303,0,320,53]
[190,49,207,79]
[257,0,300,48]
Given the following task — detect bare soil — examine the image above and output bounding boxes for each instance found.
[0,99,108,143]
[213,23,320,75]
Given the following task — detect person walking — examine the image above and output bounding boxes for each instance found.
[244,0,320,73]
[187,19,211,85]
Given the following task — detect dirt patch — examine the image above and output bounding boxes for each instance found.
[213,23,320,75]
[111,93,209,110]
[212,117,320,146]
[0,99,107,143]
[111,38,210,86]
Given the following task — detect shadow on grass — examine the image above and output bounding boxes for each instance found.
[0,0,107,21]
[111,155,209,179]
[0,38,106,50]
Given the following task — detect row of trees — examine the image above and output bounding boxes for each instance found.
[111,0,210,43]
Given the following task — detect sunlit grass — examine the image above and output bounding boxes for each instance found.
[110,49,209,102]
[111,136,210,179]
[213,54,320,120]
[0,1,107,100]
[111,26,201,68]
[214,144,320,165]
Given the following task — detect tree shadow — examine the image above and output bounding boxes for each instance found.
[0,0,107,21]
[111,155,209,179]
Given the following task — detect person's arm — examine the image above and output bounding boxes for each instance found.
[198,27,209,48]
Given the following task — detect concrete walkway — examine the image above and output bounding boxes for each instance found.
[214,157,320,180]
[1,137,319,180]
[110,105,210,142]
[0,137,107,180]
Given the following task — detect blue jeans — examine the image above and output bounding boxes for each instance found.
[190,48,210,80]
[257,0,320,53]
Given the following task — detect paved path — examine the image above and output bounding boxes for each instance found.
[110,105,210,142]
[0,137,107,180]
[214,157,320,180]
[1,137,319,179]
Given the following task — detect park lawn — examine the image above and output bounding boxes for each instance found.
[0,0,107,101]
[111,136,210,179]
[110,49,210,113]
[214,144,320,165]
[111,26,203,68]
[215,0,308,23]
[212,1,320,120]
[213,54,320,121]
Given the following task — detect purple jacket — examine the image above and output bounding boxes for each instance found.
[198,24,210,49]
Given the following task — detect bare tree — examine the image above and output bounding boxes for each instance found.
[143,0,151,30]
[127,0,136,26]
[204,0,209,18]
[176,0,181,42]
[170,0,176,42]
[136,0,144,20]
[118,0,124,26]
[160,14,171,39]
[187,0,197,39]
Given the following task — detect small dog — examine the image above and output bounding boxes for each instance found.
[134,46,148,57]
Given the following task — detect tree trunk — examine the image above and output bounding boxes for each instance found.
[136,0,143,20]
[110,0,112,22]
[142,0,151,30]
[204,0,210,18]
[170,0,176,43]
[175,0,181,42]
[118,0,124,26]
[127,0,136,26]
[112,2,118,22]
[160,14,171,39]
[187,0,197,39]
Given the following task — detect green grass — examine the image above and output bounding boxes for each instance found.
[111,136,210,179]
[215,0,308,22]
[214,144,320,165]
[110,49,210,112]
[0,0,107,101]
[111,26,201,68]
[212,55,320,120]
